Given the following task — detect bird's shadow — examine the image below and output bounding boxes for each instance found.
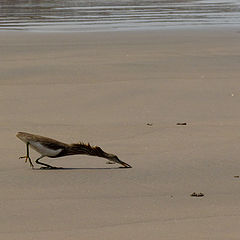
[32,166,130,171]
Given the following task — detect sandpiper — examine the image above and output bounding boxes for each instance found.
[16,132,132,169]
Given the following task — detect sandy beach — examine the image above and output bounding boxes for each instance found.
[1,28,240,239]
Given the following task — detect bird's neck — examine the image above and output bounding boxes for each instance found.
[64,143,109,159]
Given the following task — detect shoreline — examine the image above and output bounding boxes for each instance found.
[0,24,239,34]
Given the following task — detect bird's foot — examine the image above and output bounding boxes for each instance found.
[19,156,34,168]
[19,155,28,161]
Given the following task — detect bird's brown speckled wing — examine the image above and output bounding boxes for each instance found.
[39,140,68,150]
[17,132,68,150]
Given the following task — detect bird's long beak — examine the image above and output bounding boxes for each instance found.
[121,162,132,168]
[117,158,132,168]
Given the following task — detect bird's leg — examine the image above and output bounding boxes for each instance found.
[35,156,62,169]
[19,143,34,168]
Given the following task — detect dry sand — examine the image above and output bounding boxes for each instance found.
[0,28,240,239]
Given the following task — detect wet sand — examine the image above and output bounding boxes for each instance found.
[1,28,240,239]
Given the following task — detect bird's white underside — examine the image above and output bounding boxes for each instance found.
[29,141,62,157]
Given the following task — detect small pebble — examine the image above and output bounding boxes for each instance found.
[190,192,204,197]
[177,122,187,125]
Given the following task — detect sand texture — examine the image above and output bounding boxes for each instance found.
[1,28,240,239]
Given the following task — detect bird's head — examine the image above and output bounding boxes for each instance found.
[106,153,132,168]
[107,153,119,161]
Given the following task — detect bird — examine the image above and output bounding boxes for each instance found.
[16,132,132,169]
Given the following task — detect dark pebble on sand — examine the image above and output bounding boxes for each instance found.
[177,122,187,125]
